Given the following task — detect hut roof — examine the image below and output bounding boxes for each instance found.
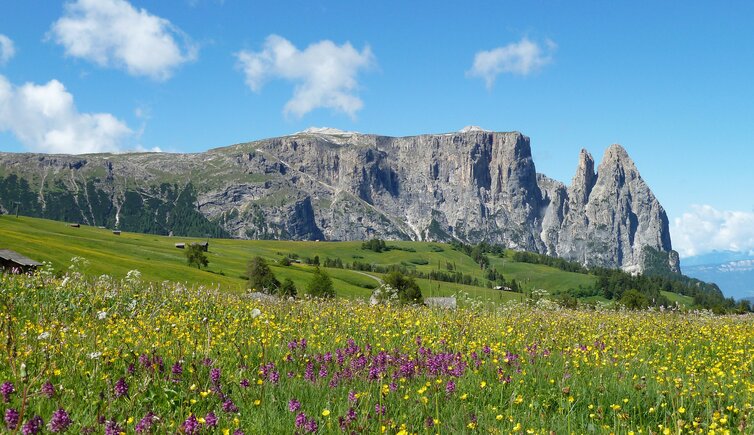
[0,249,42,267]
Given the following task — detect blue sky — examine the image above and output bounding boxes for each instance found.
[1,0,753,258]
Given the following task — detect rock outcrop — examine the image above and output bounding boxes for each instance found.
[0,128,680,274]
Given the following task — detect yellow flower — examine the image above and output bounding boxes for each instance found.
[480,381,487,388]
[496,415,503,421]
[322,409,331,417]
[678,407,686,414]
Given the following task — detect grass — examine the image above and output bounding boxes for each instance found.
[2,271,753,433]
[661,290,695,307]
[0,215,602,304]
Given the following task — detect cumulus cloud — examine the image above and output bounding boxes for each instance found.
[50,0,196,80]
[671,205,754,257]
[468,37,556,89]
[0,34,15,64]
[0,75,132,154]
[236,35,375,118]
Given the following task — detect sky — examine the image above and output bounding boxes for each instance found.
[1,0,753,259]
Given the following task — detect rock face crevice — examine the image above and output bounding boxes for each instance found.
[0,129,680,274]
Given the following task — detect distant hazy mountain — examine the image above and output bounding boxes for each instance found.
[0,127,679,274]
[683,251,754,300]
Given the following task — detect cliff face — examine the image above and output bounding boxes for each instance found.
[0,128,680,274]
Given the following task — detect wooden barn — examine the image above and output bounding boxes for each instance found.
[0,249,42,274]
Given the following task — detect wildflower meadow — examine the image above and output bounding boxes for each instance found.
[1,262,753,434]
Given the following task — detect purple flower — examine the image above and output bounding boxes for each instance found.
[21,415,44,435]
[172,362,183,376]
[222,399,239,413]
[295,413,307,428]
[348,390,357,403]
[203,411,218,428]
[233,430,245,435]
[445,379,456,395]
[135,412,157,433]
[182,415,200,434]
[48,408,73,433]
[139,353,151,368]
[41,381,56,398]
[288,399,301,412]
[210,368,221,385]
[114,377,129,398]
[375,404,386,415]
[4,408,19,430]
[1,381,15,402]
[240,378,250,388]
[425,416,435,428]
[104,420,123,435]
[304,418,318,433]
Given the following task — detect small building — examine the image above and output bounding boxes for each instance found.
[175,243,185,249]
[70,223,80,228]
[0,249,42,274]
[113,230,121,235]
[191,241,209,252]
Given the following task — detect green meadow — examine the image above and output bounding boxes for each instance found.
[0,215,599,304]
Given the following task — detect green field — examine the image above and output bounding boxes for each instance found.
[1,215,598,304]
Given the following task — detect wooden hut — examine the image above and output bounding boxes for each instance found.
[70,223,80,228]
[175,243,185,249]
[113,230,121,235]
[0,249,42,274]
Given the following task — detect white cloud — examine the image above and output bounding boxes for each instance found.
[468,37,556,89]
[50,0,196,80]
[236,35,375,118]
[671,205,754,257]
[0,74,132,154]
[0,34,15,64]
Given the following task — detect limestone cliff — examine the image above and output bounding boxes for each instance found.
[0,128,681,274]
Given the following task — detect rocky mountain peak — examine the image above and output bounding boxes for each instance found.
[458,125,491,133]
[0,129,680,275]
[569,149,596,206]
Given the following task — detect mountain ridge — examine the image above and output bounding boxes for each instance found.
[0,128,680,274]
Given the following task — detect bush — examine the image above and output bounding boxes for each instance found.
[620,289,650,310]
[306,267,335,298]
[280,278,297,298]
[185,244,208,269]
[362,238,387,253]
[247,256,280,294]
[279,256,291,266]
[383,271,423,304]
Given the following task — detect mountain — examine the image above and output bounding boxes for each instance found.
[682,252,754,300]
[0,128,680,274]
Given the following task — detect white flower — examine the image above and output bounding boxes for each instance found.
[37,331,50,340]
[97,311,108,320]
[251,308,262,319]
[88,351,102,359]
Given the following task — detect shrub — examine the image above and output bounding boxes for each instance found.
[247,256,280,294]
[620,289,650,310]
[306,267,335,298]
[280,278,297,298]
[185,244,208,269]
[383,271,423,304]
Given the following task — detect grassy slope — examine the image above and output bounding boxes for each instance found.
[1,215,594,305]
